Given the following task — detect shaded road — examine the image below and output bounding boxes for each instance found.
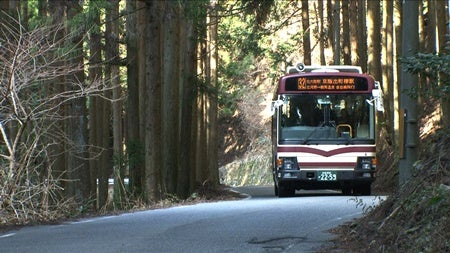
[0,186,384,253]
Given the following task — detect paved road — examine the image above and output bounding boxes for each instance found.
[0,186,384,253]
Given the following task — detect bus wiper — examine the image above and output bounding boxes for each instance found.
[302,128,319,144]
[302,125,333,144]
[302,123,338,145]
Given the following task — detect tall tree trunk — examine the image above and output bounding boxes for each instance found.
[382,0,395,146]
[399,0,419,185]
[177,2,196,198]
[207,0,219,186]
[417,1,427,105]
[332,0,340,64]
[423,0,436,53]
[88,1,110,209]
[106,0,124,208]
[66,0,90,203]
[436,0,450,127]
[161,0,180,195]
[393,0,403,152]
[144,0,163,201]
[349,0,358,65]
[342,0,351,65]
[191,23,203,188]
[136,0,147,194]
[357,0,367,71]
[48,0,68,198]
[326,0,333,54]
[196,37,208,185]
[317,0,326,65]
[125,0,142,195]
[367,0,382,80]
[301,0,311,65]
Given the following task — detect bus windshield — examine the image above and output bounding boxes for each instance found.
[277,94,375,144]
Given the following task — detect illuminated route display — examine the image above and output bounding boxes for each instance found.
[284,76,370,91]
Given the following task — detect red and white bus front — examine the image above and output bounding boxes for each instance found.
[271,66,383,197]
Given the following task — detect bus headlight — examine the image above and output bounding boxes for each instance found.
[277,157,299,170]
[362,163,371,170]
[284,160,294,170]
[358,157,375,170]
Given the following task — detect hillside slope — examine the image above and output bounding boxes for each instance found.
[326,103,449,252]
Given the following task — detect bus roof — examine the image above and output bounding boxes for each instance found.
[287,65,363,74]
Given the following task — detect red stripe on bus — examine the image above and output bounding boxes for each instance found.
[277,146,374,157]
[298,162,356,167]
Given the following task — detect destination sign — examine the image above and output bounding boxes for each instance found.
[285,76,369,91]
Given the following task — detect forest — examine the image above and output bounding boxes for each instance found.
[0,1,448,250]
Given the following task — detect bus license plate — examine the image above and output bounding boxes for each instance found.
[317,171,337,181]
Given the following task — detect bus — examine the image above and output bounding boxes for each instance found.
[271,64,384,197]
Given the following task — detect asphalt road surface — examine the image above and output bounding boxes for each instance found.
[0,186,385,253]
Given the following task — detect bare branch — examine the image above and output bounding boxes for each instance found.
[0,12,112,223]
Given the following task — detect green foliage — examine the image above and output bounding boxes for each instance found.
[265,31,303,70]
[217,9,248,116]
[217,54,254,117]
[84,0,108,35]
[400,52,450,100]
[182,0,208,21]
[218,10,264,58]
[240,0,275,26]
[216,1,281,117]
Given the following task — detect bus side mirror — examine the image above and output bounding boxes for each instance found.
[371,89,384,112]
[271,99,284,115]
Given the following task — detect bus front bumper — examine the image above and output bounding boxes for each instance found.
[274,169,375,186]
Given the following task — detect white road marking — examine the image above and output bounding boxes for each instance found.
[0,233,16,238]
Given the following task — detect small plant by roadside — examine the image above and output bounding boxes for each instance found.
[348,196,386,214]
